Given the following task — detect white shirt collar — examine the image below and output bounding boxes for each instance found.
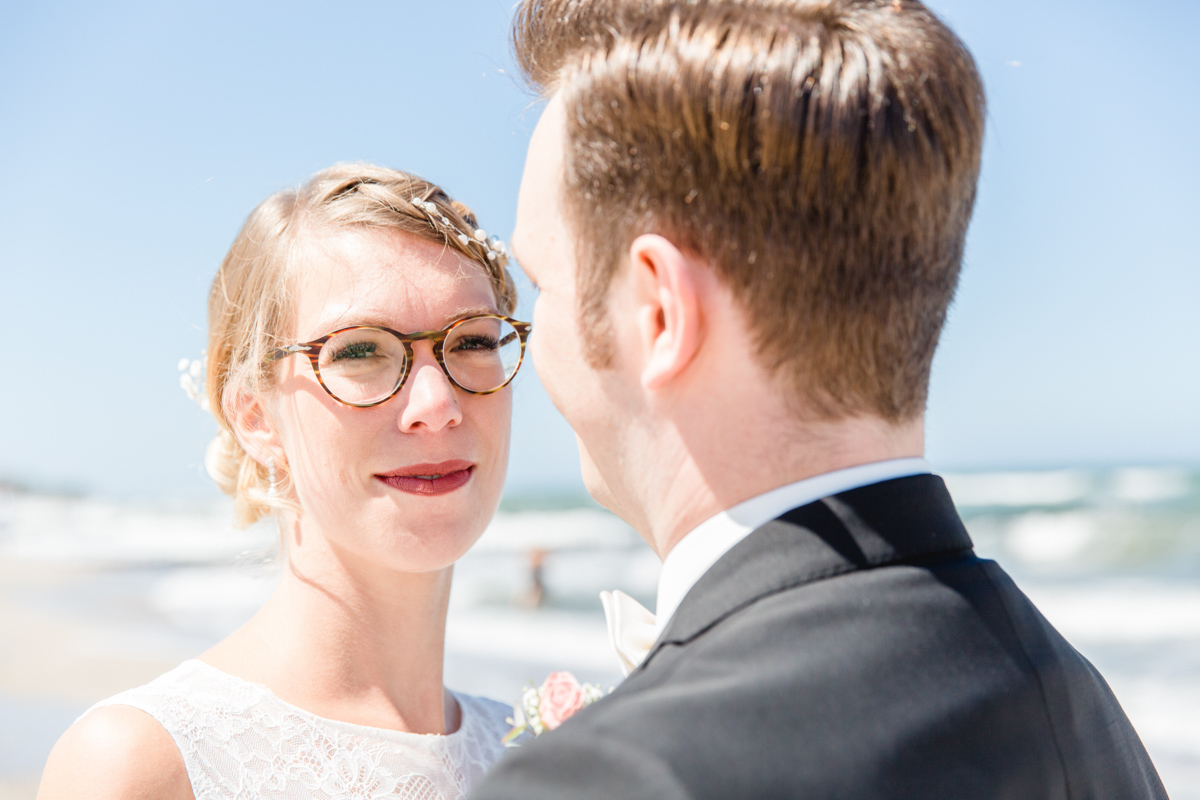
[654,457,932,633]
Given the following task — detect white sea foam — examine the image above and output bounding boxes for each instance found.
[942,469,1094,508]
[0,494,638,566]
[1005,511,1097,563]
[1111,467,1194,504]
[1023,578,1200,643]
[0,493,273,565]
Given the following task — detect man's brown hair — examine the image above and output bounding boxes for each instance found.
[512,0,985,421]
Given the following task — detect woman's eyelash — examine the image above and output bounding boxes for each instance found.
[453,335,499,351]
[330,341,378,360]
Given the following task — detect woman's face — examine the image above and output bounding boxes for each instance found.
[269,226,512,573]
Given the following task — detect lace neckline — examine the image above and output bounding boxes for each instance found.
[184,659,471,743]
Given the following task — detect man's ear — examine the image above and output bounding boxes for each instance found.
[629,234,704,391]
[226,387,281,468]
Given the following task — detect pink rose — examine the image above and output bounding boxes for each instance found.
[538,671,585,730]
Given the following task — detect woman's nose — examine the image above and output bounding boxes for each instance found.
[398,345,463,432]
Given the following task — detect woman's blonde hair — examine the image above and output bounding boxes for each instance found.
[204,162,517,527]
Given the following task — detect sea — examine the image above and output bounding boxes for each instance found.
[0,466,1197,797]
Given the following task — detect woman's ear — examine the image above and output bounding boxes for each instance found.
[629,234,704,391]
[226,387,281,468]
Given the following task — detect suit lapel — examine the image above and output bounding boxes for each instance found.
[644,474,974,668]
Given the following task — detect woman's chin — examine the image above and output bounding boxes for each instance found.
[302,491,497,574]
[365,516,491,571]
[375,539,480,574]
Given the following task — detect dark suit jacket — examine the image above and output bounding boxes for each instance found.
[470,475,1166,799]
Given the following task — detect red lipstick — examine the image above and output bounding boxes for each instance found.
[375,461,474,496]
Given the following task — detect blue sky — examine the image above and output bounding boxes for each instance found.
[1,0,1197,500]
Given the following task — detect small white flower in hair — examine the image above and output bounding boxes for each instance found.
[178,353,208,409]
[457,234,470,246]
[180,373,198,400]
[474,229,488,242]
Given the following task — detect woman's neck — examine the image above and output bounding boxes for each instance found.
[201,523,459,735]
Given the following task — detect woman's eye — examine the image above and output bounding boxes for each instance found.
[330,341,379,361]
[452,335,498,352]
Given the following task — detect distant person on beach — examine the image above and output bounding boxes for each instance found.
[470,0,1168,798]
[37,163,530,799]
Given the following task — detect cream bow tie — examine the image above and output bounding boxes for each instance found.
[600,590,659,676]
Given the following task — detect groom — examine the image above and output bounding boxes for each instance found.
[473,0,1166,797]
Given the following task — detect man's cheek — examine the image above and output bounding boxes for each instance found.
[528,322,549,374]
[530,309,568,378]
[576,435,616,511]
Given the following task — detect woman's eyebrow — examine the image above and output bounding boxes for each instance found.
[305,305,501,338]
[444,304,501,324]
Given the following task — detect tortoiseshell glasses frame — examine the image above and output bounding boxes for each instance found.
[266,314,531,408]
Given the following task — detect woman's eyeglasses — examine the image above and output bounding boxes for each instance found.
[267,314,531,408]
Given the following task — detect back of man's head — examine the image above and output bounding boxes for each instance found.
[512,0,985,422]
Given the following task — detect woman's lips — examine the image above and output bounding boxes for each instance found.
[375,461,474,496]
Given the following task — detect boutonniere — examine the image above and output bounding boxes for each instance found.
[503,671,607,746]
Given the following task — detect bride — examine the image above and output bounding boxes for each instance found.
[38,163,530,800]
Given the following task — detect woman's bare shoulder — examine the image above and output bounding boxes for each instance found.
[37,704,193,800]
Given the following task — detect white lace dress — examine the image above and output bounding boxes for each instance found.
[84,660,513,800]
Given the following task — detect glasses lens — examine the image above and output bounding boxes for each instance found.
[317,328,406,405]
[444,317,523,392]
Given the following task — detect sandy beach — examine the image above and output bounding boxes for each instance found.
[0,559,179,797]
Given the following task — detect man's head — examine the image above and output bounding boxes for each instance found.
[511,0,984,539]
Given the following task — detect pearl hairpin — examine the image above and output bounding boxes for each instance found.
[411,197,509,265]
[267,457,278,500]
